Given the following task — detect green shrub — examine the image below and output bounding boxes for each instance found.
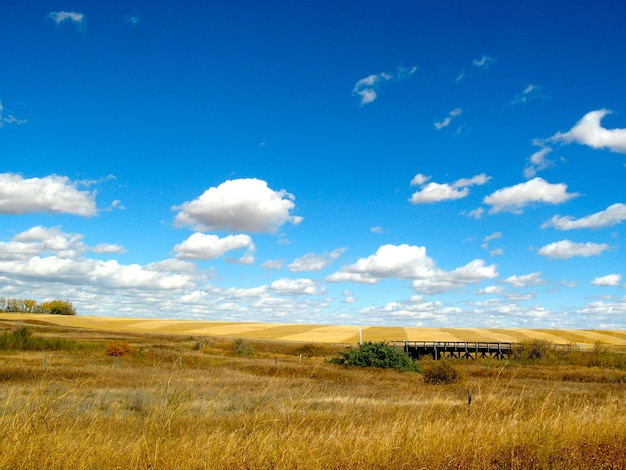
[232,338,254,357]
[331,341,419,372]
[0,327,77,351]
[422,360,462,384]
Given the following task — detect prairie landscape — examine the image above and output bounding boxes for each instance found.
[1,314,626,469]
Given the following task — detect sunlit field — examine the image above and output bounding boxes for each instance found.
[1,315,626,469]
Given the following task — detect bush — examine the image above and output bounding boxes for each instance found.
[232,338,254,357]
[422,360,462,384]
[331,341,420,372]
[0,327,77,351]
[512,339,555,361]
[105,340,134,357]
[40,300,76,315]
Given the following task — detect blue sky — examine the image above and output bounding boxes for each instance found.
[2,1,626,328]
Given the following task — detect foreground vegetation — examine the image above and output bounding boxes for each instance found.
[1,320,626,469]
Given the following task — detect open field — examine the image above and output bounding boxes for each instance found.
[1,316,626,469]
[2,313,626,347]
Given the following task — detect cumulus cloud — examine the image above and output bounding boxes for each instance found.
[352,66,417,106]
[590,274,622,287]
[47,11,85,27]
[411,259,498,294]
[502,272,544,288]
[174,233,255,260]
[326,244,496,294]
[270,278,322,295]
[524,146,554,179]
[0,173,97,216]
[173,178,302,233]
[359,296,455,323]
[542,203,626,230]
[483,177,578,214]
[549,109,626,153]
[409,173,490,204]
[434,108,462,130]
[537,239,610,259]
[288,248,345,272]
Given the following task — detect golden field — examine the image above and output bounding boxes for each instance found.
[2,312,626,346]
[1,314,626,469]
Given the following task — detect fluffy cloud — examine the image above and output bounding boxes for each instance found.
[483,177,578,214]
[537,239,610,259]
[173,178,302,233]
[411,259,498,294]
[542,203,626,230]
[0,226,191,291]
[409,173,490,204]
[549,109,626,153]
[352,66,417,106]
[327,244,496,294]
[288,248,346,272]
[590,274,622,287]
[270,278,322,295]
[502,272,544,288]
[434,108,462,130]
[327,244,436,284]
[0,226,122,260]
[174,233,255,260]
[0,173,97,216]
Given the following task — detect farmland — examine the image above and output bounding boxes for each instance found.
[1,314,626,469]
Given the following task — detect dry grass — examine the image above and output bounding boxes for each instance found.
[1,321,626,469]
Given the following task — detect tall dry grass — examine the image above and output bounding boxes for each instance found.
[1,329,625,469]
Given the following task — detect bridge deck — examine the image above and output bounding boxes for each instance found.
[392,340,513,360]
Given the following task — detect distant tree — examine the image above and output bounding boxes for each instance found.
[40,300,77,316]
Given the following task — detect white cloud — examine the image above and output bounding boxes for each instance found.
[173,178,301,233]
[327,244,436,284]
[288,248,345,272]
[261,259,284,270]
[352,66,416,106]
[91,243,126,255]
[483,177,578,214]
[542,203,626,230]
[409,173,489,204]
[370,226,384,234]
[0,173,97,216]
[472,55,494,68]
[537,239,610,259]
[549,109,626,153]
[524,146,554,179]
[590,274,622,287]
[124,14,141,25]
[434,108,462,130]
[502,272,544,288]
[47,11,85,27]
[326,244,496,294]
[359,297,454,324]
[475,285,506,295]
[410,173,431,186]
[270,278,322,295]
[174,233,255,260]
[411,259,498,294]
[452,173,491,188]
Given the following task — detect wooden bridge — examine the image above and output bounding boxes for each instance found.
[392,341,513,360]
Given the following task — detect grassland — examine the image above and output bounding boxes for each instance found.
[1,315,626,469]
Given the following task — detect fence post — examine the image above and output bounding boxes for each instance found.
[43,354,49,370]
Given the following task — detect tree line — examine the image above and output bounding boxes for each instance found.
[0,297,76,315]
